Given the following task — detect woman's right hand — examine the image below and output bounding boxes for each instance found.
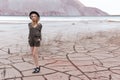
[38,39,41,41]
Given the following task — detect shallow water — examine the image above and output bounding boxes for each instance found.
[0,16,120,23]
[0,16,119,31]
[0,16,120,32]
[0,21,120,33]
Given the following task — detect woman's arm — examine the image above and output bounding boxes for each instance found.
[28,23,31,39]
[38,24,42,41]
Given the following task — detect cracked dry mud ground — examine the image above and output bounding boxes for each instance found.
[1,30,120,80]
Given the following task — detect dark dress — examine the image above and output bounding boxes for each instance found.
[28,23,42,47]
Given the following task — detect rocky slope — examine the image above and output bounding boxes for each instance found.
[0,0,108,16]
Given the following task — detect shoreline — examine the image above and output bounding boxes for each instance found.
[0,16,120,24]
[0,20,115,23]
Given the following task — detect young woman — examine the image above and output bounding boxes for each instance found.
[28,11,42,73]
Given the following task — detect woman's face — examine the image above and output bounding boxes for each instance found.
[30,14,39,22]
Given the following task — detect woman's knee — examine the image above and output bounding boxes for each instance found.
[32,52,36,57]
[32,47,38,56]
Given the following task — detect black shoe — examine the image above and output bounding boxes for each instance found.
[32,66,40,73]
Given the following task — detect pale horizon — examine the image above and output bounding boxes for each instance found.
[79,0,120,15]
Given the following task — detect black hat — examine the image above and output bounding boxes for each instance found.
[29,11,40,19]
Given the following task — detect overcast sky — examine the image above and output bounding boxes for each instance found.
[79,0,120,15]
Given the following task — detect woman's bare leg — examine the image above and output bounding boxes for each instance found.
[32,47,39,67]
[30,47,34,55]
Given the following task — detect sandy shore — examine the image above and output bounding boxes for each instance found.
[0,20,120,80]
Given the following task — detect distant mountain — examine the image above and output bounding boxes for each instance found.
[0,0,108,16]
